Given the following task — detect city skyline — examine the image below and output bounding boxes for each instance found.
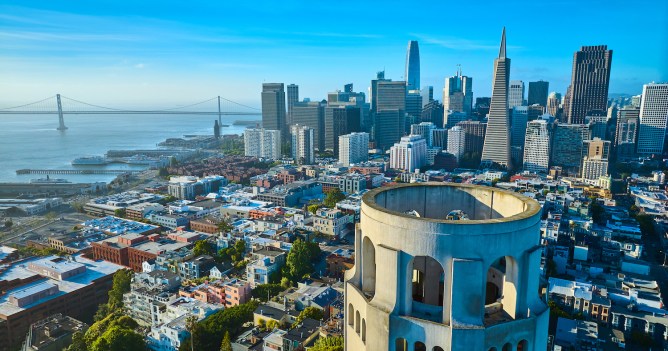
[1,0,667,107]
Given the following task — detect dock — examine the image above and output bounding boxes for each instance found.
[16,169,143,175]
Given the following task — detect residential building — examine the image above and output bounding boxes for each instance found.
[447,126,466,162]
[431,128,448,149]
[581,138,610,185]
[637,83,668,154]
[456,121,486,156]
[123,270,182,326]
[338,174,366,194]
[564,45,613,124]
[261,83,287,138]
[313,208,352,238]
[508,80,525,108]
[244,128,281,160]
[167,175,227,200]
[291,124,315,165]
[389,135,427,172]
[338,132,369,166]
[254,180,322,207]
[246,247,287,287]
[177,255,216,280]
[481,29,511,168]
[523,119,552,174]
[527,80,549,107]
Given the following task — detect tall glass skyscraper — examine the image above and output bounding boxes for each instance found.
[637,83,668,155]
[481,28,511,169]
[564,45,613,124]
[261,83,287,139]
[405,41,420,91]
[442,67,473,115]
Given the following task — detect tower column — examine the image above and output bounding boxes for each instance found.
[56,94,67,131]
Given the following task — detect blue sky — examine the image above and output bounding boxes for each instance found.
[1,0,666,108]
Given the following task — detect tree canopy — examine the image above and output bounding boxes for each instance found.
[283,239,321,282]
[323,188,346,208]
[293,307,324,327]
[310,336,344,351]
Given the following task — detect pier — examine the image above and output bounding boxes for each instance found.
[16,169,143,175]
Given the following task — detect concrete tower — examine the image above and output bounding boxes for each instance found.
[564,45,613,124]
[481,28,511,169]
[637,83,668,155]
[287,84,299,126]
[405,41,420,91]
[344,183,548,351]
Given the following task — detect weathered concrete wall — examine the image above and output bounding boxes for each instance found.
[344,183,549,351]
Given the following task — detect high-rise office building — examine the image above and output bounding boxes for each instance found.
[508,80,525,108]
[421,86,434,107]
[631,95,642,108]
[443,68,473,115]
[444,111,468,129]
[261,83,287,139]
[510,106,529,149]
[564,45,613,124]
[406,90,423,125]
[637,83,668,155]
[244,128,281,160]
[585,112,608,140]
[287,84,299,126]
[389,135,427,172]
[405,41,420,91]
[581,138,611,185]
[291,124,315,165]
[456,121,487,156]
[431,128,448,149]
[292,101,325,151]
[550,123,589,174]
[339,132,369,166]
[421,100,444,126]
[373,109,405,151]
[481,28,511,168]
[324,105,361,154]
[474,97,491,118]
[523,119,552,174]
[527,81,549,107]
[376,81,407,111]
[615,106,640,159]
[447,126,466,161]
[410,122,437,147]
[546,92,561,117]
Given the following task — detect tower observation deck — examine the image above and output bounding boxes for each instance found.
[344,183,548,351]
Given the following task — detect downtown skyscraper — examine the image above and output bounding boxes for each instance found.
[481,28,511,169]
[528,80,549,107]
[261,83,287,139]
[442,67,473,115]
[564,45,613,124]
[405,40,420,91]
[637,83,668,155]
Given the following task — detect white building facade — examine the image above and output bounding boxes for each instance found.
[244,128,281,160]
[339,132,369,166]
[389,135,427,172]
[447,126,466,161]
[637,83,668,154]
[522,119,551,174]
[291,124,315,165]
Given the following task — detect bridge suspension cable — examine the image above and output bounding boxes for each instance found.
[0,95,57,110]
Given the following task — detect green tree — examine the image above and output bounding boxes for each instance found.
[113,208,126,218]
[310,336,344,351]
[308,204,321,214]
[252,283,285,301]
[158,167,169,178]
[4,219,12,228]
[185,315,198,351]
[323,188,346,208]
[218,219,233,234]
[293,307,324,327]
[108,269,133,309]
[90,325,146,351]
[220,331,233,351]
[284,239,321,282]
[590,201,605,224]
[193,240,215,257]
[66,331,87,351]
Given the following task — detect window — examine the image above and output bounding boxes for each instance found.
[395,338,407,351]
[414,342,426,351]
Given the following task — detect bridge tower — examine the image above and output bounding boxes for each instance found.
[217,96,222,126]
[56,94,68,131]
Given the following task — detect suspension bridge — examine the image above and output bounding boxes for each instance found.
[0,94,262,130]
